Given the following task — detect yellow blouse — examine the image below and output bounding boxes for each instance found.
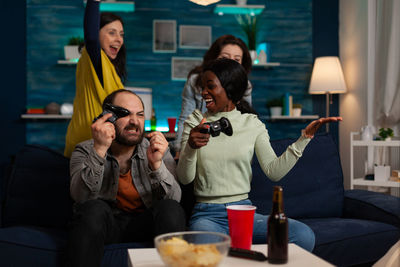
[64,48,123,158]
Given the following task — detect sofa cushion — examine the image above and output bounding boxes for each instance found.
[301,217,400,266]
[344,189,400,227]
[0,226,67,267]
[2,145,73,228]
[249,133,344,218]
[0,226,152,267]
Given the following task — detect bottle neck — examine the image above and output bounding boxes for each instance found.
[272,190,284,213]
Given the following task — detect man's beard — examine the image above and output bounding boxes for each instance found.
[115,123,144,146]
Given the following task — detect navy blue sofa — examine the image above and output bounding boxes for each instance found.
[0,133,399,266]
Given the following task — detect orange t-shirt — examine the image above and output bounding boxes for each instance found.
[116,169,144,212]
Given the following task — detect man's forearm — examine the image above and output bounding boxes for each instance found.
[70,144,105,202]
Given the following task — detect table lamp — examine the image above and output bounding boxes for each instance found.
[309,56,347,131]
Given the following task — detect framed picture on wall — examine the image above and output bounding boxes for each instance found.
[153,20,176,53]
[179,25,211,49]
[171,57,202,81]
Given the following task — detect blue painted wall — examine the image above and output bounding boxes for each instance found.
[25,0,316,152]
[21,0,339,153]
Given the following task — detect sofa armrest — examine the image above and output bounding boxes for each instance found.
[343,189,400,228]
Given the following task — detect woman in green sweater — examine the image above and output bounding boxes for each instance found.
[176,58,342,252]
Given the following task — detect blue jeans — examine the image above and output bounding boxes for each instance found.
[189,199,315,252]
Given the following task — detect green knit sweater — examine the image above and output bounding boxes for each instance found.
[177,109,311,204]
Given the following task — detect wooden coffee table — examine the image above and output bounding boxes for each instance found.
[127,244,334,267]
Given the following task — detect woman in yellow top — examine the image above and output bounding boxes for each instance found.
[64,0,126,157]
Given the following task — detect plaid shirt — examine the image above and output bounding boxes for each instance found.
[70,138,181,209]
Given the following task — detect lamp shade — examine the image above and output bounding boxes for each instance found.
[189,0,220,6]
[309,56,347,94]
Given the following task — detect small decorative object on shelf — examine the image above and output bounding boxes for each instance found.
[378,127,394,141]
[266,98,283,117]
[45,102,60,115]
[236,0,247,5]
[26,106,45,114]
[256,42,270,64]
[361,125,375,141]
[390,170,400,182]
[282,93,292,116]
[374,165,391,181]
[257,49,267,64]
[60,103,74,115]
[292,103,302,117]
[64,36,84,61]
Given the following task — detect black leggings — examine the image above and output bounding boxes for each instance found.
[65,199,186,267]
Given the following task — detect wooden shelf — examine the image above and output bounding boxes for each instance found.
[261,115,319,120]
[57,60,78,65]
[353,178,400,188]
[21,114,72,119]
[350,132,400,192]
[214,4,265,16]
[21,115,177,141]
[252,62,281,68]
[252,63,312,69]
[352,140,400,147]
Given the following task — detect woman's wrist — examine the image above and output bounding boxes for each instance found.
[301,129,313,139]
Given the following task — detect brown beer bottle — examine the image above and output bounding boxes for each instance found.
[267,186,288,264]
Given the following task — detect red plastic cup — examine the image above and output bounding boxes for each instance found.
[226,205,256,250]
[167,117,177,133]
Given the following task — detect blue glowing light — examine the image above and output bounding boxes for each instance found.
[214,4,264,16]
[83,1,135,13]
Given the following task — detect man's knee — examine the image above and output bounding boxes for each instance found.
[153,199,186,233]
[72,199,113,233]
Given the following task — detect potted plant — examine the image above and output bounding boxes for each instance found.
[236,14,258,62]
[64,36,84,61]
[266,98,282,116]
[378,128,394,141]
[292,103,302,117]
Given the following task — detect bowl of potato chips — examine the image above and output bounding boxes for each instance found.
[154,231,231,267]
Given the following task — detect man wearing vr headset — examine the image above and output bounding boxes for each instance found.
[66,89,185,267]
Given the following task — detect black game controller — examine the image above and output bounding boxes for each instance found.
[93,103,130,124]
[200,117,233,137]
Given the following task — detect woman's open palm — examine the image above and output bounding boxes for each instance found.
[303,117,343,138]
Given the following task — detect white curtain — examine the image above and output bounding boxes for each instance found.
[374,0,400,128]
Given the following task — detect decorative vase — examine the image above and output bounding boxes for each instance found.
[61,103,74,115]
[257,49,267,64]
[361,125,375,141]
[236,0,247,6]
[64,45,81,60]
[374,165,390,181]
[249,50,257,64]
[270,107,282,117]
[292,108,302,117]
